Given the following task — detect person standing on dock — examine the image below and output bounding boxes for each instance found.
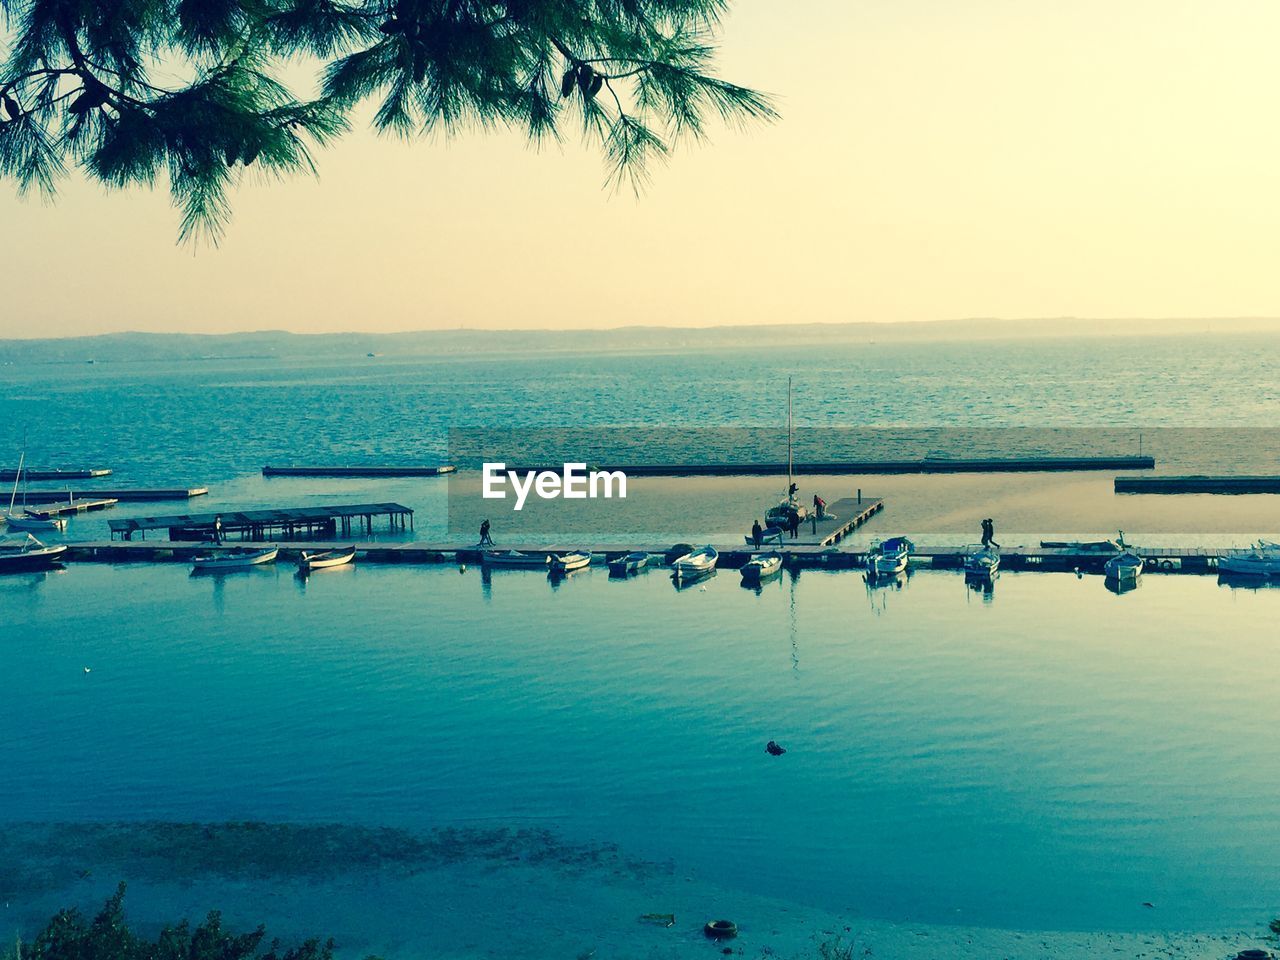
[788,509,801,539]
[751,519,763,549]
[479,518,494,545]
[213,515,224,545]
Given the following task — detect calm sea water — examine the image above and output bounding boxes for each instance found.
[2,333,1279,487]
[4,333,1280,936]
[4,563,1280,932]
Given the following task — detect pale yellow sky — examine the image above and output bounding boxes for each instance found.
[4,0,1280,337]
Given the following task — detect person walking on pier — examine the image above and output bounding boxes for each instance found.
[981,518,1000,549]
[751,519,763,549]
[479,518,494,545]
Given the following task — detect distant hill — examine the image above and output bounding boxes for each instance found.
[2,317,1278,364]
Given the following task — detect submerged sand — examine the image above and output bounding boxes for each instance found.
[0,822,1267,960]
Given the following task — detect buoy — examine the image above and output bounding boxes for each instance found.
[704,920,738,940]
[83,667,91,674]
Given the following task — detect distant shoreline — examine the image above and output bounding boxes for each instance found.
[3,317,1280,365]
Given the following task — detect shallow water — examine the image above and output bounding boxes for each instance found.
[4,562,1279,932]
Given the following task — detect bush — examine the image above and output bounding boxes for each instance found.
[19,884,335,960]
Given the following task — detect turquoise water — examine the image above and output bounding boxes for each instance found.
[2,333,1279,486]
[4,561,1280,932]
[5,333,1280,937]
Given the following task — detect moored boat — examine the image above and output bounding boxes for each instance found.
[1218,541,1280,578]
[191,547,279,571]
[608,551,649,576]
[298,545,356,573]
[5,449,67,532]
[548,551,592,575]
[4,511,67,533]
[866,537,913,576]
[671,544,718,579]
[1103,550,1144,583]
[0,533,67,572]
[963,543,1000,579]
[740,550,783,583]
[481,549,551,568]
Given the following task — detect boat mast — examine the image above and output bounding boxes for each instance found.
[786,376,793,498]
[7,450,22,516]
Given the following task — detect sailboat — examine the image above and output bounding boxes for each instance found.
[764,377,807,529]
[5,450,67,533]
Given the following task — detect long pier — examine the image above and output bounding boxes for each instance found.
[508,456,1155,477]
[22,487,208,501]
[0,468,111,481]
[263,465,455,477]
[55,539,1252,576]
[1116,475,1280,494]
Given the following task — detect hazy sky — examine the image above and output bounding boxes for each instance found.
[4,0,1280,337]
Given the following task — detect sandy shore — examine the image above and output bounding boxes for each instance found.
[1,822,1267,960]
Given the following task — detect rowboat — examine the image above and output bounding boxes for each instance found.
[482,549,550,568]
[963,543,1000,579]
[1218,541,1280,578]
[608,551,649,576]
[1040,539,1121,552]
[298,545,356,573]
[1103,550,1144,584]
[0,534,67,572]
[743,525,784,546]
[548,551,592,575]
[866,537,913,577]
[191,547,279,571]
[671,545,718,579]
[740,551,783,583]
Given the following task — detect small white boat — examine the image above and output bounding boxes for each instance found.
[671,545,718,579]
[1218,541,1280,577]
[1041,539,1121,552]
[608,551,648,576]
[549,551,592,575]
[963,543,1000,578]
[481,550,551,568]
[740,551,783,583]
[191,547,279,571]
[867,537,913,576]
[1104,550,1145,583]
[298,545,356,572]
[0,533,67,572]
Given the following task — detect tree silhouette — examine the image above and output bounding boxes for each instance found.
[0,0,775,242]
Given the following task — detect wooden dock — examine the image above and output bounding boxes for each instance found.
[22,487,208,501]
[263,465,455,477]
[56,538,1246,577]
[108,502,414,541]
[0,468,111,482]
[1116,475,1280,494]
[762,496,885,547]
[24,497,118,517]
[507,456,1155,476]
